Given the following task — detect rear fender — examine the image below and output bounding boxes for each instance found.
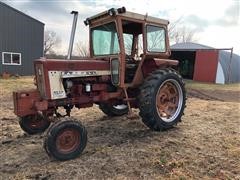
[142,58,179,77]
[153,58,179,67]
[131,58,179,87]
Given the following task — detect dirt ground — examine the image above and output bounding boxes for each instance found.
[0,78,240,179]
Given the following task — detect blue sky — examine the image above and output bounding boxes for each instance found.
[2,0,240,55]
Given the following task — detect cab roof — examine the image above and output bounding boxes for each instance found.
[84,7,169,26]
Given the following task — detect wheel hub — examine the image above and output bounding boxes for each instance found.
[56,129,80,154]
[156,80,182,122]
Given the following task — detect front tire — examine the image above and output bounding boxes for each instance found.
[44,118,87,161]
[19,114,50,134]
[138,68,186,131]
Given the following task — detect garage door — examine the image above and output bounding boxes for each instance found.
[193,50,219,83]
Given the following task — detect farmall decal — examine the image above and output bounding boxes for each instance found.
[61,70,110,78]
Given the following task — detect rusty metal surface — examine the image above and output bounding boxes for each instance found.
[56,128,80,154]
[35,59,110,71]
[154,58,179,66]
[34,59,111,99]
[156,81,179,119]
[13,87,124,117]
[14,7,177,119]
[34,100,48,111]
[87,8,172,88]
[13,89,41,117]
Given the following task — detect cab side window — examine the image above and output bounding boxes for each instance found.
[147,25,166,52]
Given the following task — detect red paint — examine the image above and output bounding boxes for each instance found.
[34,59,110,99]
[142,59,157,77]
[193,50,219,83]
[142,59,179,78]
[13,90,41,117]
[13,88,123,117]
[36,59,110,71]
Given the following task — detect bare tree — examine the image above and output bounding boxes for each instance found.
[169,18,198,44]
[44,30,61,55]
[75,41,89,57]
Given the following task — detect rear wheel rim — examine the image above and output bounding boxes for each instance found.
[56,128,80,154]
[156,79,183,122]
[113,104,128,110]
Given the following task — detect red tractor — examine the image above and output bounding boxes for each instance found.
[13,7,186,161]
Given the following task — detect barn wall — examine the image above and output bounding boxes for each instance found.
[0,2,44,75]
[193,50,219,83]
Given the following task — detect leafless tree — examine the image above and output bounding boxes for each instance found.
[44,30,61,55]
[75,41,89,57]
[169,18,198,44]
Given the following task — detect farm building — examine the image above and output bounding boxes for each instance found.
[0,2,44,76]
[170,42,240,84]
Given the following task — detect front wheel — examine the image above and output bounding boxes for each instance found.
[19,114,50,134]
[138,68,186,131]
[44,118,87,161]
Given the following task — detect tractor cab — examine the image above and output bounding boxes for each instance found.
[85,7,172,86]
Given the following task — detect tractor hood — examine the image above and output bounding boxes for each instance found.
[34,58,111,100]
[35,58,110,72]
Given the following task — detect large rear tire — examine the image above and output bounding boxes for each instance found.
[44,118,87,161]
[19,114,50,135]
[99,103,128,116]
[138,68,186,131]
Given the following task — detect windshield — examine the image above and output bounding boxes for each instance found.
[91,22,120,56]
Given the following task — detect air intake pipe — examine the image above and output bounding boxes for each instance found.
[67,11,78,60]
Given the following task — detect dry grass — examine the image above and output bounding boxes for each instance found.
[0,76,35,95]
[0,77,240,179]
[185,79,240,91]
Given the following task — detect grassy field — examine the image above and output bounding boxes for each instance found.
[0,76,35,94]
[185,79,240,91]
[0,77,240,179]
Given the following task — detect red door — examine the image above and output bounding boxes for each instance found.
[193,50,219,83]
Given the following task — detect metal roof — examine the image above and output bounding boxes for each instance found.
[86,7,169,26]
[218,51,240,83]
[171,42,214,51]
[119,11,169,25]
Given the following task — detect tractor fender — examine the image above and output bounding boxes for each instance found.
[141,58,178,77]
[153,58,179,66]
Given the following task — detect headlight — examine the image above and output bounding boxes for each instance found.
[111,58,120,85]
[35,64,47,98]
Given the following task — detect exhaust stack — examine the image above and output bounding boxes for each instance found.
[67,11,78,60]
